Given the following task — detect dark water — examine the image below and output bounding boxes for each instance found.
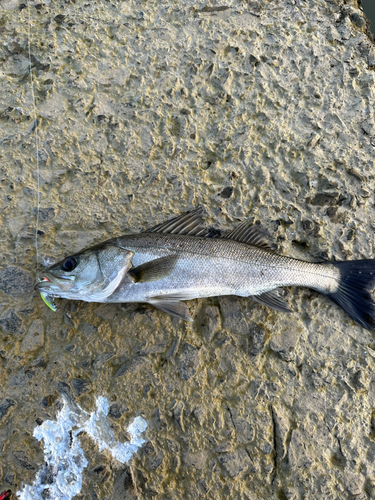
[362,0,375,35]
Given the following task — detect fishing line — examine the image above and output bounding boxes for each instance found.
[27,0,41,277]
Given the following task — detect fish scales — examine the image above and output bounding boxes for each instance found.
[110,233,338,301]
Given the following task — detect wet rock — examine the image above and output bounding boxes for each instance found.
[71,378,91,396]
[122,466,134,490]
[173,401,184,431]
[94,304,118,320]
[139,343,167,355]
[183,451,208,470]
[37,148,49,164]
[144,441,155,454]
[111,467,137,499]
[20,319,44,353]
[343,471,364,496]
[5,473,14,485]
[144,444,165,470]
[148,451,165,470]
[165,337,180,361]
[178,343,200,381]
[233,417,254,444]
[37,207,55,222]
[248,324,266,356]
[55,380,74,401]
[13,450,35,470]
[326,206,337,217]
[215,442,232,453]
[288,429,313,469]
[165,438,179,454]
[352,369,369,392]
[3,0,375,496]
[39,93,66,120]
[82,322,98,336]
[220,297,248,335]
[200,305,221,342]
[193,405,206,426]
[141,128,154,153]
[0,398,15,421]
[3,54,29,77]
[93,351,115,369]
[64,313,74,327]
[271,406,290,462]
[0,266,33,298]
[269,321,303,362]
[218,448,252,477]
[0,309,23,335]
[108,402,129,420]
[42,394,56,407]
[114,356,149,378]
[302,219,314,232]
[8,216,25,238]
[349,12,366,30]
[361,119,375,136]
[219,186,233,199]
[249,54,260,66]
[307,192,338,206]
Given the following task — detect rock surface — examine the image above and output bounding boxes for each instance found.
[0,0,375,498]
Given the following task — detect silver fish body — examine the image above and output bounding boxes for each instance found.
[35,208,375,329]
[105,233,339,303]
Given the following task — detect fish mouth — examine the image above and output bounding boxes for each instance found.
[35,277,55,291]
[35,275,75,292]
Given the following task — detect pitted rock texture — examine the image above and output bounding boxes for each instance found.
[0,0,375,498]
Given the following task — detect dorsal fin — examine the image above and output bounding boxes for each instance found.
[145,207,209,236]
[223,222,276,251]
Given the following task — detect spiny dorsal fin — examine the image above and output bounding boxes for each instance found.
[148,298,193,321]
[128,255,178,283]
[251,288,292,313]
[223,222,276,251]
[145,207,208,236]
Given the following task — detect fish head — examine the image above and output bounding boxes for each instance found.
[35,244,134,302]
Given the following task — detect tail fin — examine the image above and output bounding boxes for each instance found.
[324,260,375,330]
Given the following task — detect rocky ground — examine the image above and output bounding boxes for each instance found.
[1,0,375,498]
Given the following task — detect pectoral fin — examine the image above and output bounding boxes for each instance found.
[251,288,293,313]
[148,299,193,321]
[128,255,179,283]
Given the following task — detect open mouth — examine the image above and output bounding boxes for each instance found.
[35,280,58,311]
[35,275,75,292]
[35,277,52,291]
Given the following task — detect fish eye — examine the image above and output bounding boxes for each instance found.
[62,257,77,272]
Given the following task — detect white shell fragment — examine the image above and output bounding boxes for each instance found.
[17,396,147,500]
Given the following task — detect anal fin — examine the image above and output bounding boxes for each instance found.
[148,299,193,321]
[251,288,293,313]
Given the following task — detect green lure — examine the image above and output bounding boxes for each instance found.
[40,292,57,312]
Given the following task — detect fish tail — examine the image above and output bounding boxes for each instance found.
[323,259,375,330]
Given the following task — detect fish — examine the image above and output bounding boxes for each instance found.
[35,207,375,330]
